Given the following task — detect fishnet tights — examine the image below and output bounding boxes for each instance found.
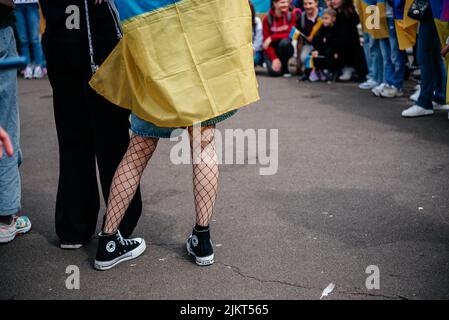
[190,125,219,227]
[102,125,219,234]
[103,134,158,234]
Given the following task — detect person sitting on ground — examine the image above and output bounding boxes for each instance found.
[263,0,297,77]
[295,0,322,81]
[309,8,340,82]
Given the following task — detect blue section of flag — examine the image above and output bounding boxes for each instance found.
[114,0,183,21]
[252,0,270,13]
[429,0,449,21]
[363,0,386,5]
[393,0,406,20]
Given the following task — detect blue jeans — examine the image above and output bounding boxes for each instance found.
[379,18,406,89]
[15,3,44,66]
[0,27,22,216]
[364,33,383,84]
[417,19,447,109]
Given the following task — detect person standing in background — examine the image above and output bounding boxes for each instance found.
[401,3,448,117]
[0,0,32,244]
[39,0,143,249]
[14,0,45,79]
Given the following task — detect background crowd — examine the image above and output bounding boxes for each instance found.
[251,0,449,118]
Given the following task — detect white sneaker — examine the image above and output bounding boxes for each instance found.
[402,105,434,118]
[33,66,44,79]
[339,67,355,81]
[283,73,292,78]
[433,101,449,111]
[380,85,403,98]
[410,88,420,102]
[23,66,33,80]
[372,83,387,97]
[359,79,379,90]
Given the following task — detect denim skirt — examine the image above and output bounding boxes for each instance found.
[131,110,237,139]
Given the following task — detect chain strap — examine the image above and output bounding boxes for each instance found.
[84,0,123,75]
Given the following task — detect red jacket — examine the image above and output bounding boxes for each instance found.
[263,9,296,61]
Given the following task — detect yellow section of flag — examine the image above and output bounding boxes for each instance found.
[394,0,418,50]
[90,0,260,127]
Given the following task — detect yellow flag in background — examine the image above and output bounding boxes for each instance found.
[356,0,390,39]
[393,0,418,50]
[90,0,260,128]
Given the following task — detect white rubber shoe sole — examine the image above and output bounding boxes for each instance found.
[0,223,32,244]
[94,240,146,271]
[186,238,214,266]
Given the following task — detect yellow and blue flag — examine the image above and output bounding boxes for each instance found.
[90,0,260,127]
[429,0,449,103]
[356,0,389,39]
[393,0,418,50]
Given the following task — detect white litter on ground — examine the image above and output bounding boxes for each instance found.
[320,283,335,300]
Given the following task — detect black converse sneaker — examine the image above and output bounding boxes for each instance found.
[94,230,146,271]
[186,227,214,266]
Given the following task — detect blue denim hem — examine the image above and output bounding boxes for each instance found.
[0,207,20,216]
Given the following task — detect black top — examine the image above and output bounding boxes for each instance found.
[39,0,118,50]
[333,9,360,51]
[39,0,85,44]
[0,4,15,29]
[312,25,341,59]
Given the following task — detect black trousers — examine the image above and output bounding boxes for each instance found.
[264,39,294,77]
[43,9,142,243]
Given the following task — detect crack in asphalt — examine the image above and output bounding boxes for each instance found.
[216,261,409,300]
[216,261,313,291]
[146,243,410,300]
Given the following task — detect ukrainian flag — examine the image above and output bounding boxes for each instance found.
[90,0,260,127]
[356,0,389,39]
[393,0,418,50]
[429,0,449,103]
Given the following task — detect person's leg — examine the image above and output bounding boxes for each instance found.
[26,4,45,68]
[102,134,158,234]
[263,52,283,77]
[189,125,219,227]
[186,125,218,266]
[0,26,21,220]
[363,33,373,80]
[430,32,447,105]
[44,42,102,245]
[387,18,406,90]
[416,20,438,110]
[87,87,143,238]
[369,38,383,84]
[94,132,158,270]
[14,5,31,66]
[379,37,394,86]
[0,26,31,243]
[276,38,294,74]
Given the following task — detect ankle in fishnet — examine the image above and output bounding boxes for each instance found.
[103,134,158,234]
